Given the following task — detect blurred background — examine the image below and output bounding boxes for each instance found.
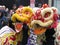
[0,0,60,18]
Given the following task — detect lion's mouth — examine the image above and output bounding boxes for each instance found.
[34,24,42,28]
[33,25,46,35]
[32,23,46,35]
[31,20,53,28]
[31,20,53,35]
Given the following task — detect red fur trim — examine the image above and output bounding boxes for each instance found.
[51,21,58,28]
[10,35,16,41]
[33,9,44,21]
[53,14,58,21]
[4,37,8,45]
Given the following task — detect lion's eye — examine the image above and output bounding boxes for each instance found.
[44,12,51,18]
[41,8,53,20]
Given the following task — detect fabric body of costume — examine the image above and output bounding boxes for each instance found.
[27,28,46,45]
[41,5,58,45]
[27,7,46,45]
[27,4,58,45]
[11,7,33,45]
[0,26,17,45]
[27,29,37,45]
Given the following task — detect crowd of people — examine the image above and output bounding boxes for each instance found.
[0,4,17,25]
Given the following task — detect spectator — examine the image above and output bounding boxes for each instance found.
[0,10,8,29]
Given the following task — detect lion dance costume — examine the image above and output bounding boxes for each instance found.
[11,6,33,45]
[27,4,58,45]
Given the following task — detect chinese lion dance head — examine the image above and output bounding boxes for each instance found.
[11,6,34,32]
[11,6,34,45]
[11,6,33,23]
[31,4,58,35]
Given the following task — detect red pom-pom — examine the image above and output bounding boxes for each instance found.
[33,15,37,20]
[42,4,49,8]
[53,14,58,21]
[36,9,41,15]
